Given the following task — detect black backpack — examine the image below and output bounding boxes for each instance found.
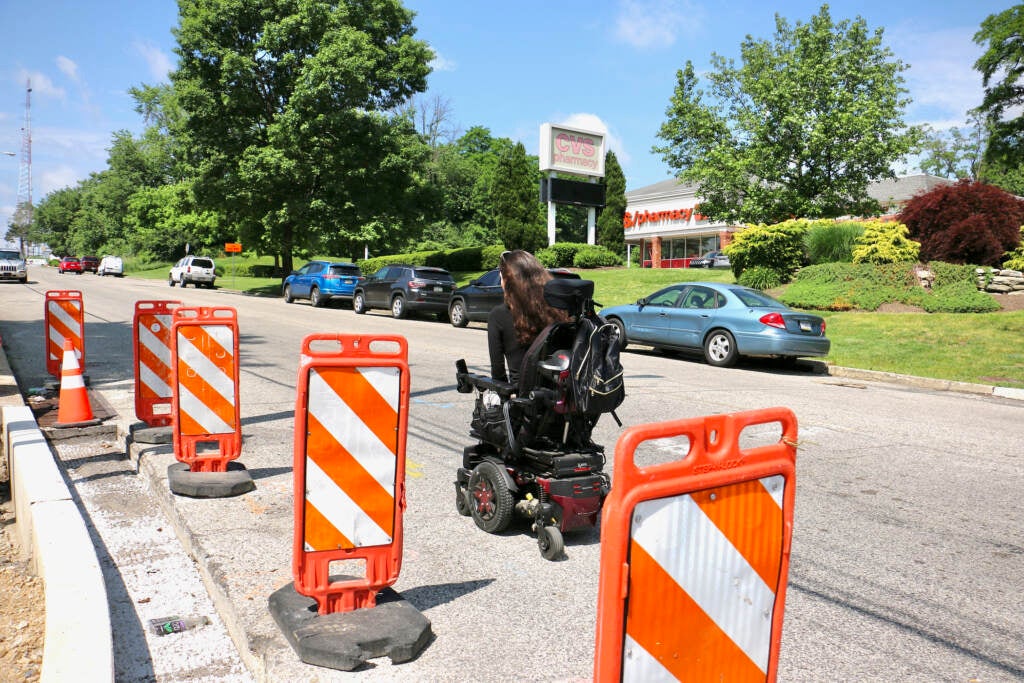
[570,315,625,416]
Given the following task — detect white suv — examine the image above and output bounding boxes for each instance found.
[0,249,27,284]
[169,256,217,288]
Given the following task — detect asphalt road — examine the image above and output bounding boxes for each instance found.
[2,268,1022,682]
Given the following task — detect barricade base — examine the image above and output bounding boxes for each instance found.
[269,579,432,672]
[167,461,255,498]
[129,422,173,445]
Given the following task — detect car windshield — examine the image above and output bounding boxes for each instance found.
[0,251,20,260]
[192,258,214,268]
[413,269,453,282]
[330,265,361,277]
[731,287,783,308]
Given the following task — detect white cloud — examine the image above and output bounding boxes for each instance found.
[39,165,83,196]
[429,50,456,72]
[56,56,79,82]
[133,41,174,82]
[18,70,65,101]
[613,0,700,50]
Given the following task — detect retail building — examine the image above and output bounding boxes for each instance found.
[623,174,950,268]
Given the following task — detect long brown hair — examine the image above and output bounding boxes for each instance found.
[499,250,569,345]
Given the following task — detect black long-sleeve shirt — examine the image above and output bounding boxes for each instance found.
[487,303,524,385]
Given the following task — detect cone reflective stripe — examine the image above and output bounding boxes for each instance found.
[170,307,241,472]
[44,290,85,378]
[595,408,797,683]
[293,334,410,615]
[623,476,785,681]
[133,301,181,426]
[304,366,399,550]
[56,339,94,425]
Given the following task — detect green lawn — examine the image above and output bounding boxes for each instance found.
[127,261,1024,389]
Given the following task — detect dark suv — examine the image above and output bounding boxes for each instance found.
[447,268,580,327]
[353,265,455,319]
[81,256,100,273]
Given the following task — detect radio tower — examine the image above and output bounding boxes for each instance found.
[15,79,33,256]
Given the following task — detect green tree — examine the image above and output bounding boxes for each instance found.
[974,5,1024,195]
[491,141,545,251]
[918,115,986,180]
[654,5,919,224]
[597,151,626,256]
[170,0,433,271]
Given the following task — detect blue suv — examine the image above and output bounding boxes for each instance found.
[282,260,363,307]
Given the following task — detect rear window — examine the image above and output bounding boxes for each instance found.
[192,258,214,269]
[413,268,453,282]
[330,265,361,277]
[731,287,781,308]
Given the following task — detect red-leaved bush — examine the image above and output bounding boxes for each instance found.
[898,180,1024,266]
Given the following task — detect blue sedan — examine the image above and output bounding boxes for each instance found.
[600,282,830,367]
[282,260,363,307]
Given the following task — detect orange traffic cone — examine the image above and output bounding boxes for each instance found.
[56,339,95,426]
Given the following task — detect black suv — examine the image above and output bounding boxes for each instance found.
[353,264,455,319]
[448,268,580,327]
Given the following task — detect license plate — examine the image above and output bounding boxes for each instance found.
[433,286,443,292]
[799,321,812,332]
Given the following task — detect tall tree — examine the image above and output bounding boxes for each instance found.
[974,5,1024,195]
[170,0,433,272]
[918,115,986,180]
[654,5,919,224]
[597,151,626,256]
[491,141,545,251]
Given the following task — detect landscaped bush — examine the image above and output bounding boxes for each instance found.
[572,244,622,268]
[481,244,506,269]
[724,220,808,282]
[780,261,998,312]
[536,242,586,268]
[738,266,784,290]
[852,221,920,264]
[804,221,864,264]
[899,180,1024,266]
[1003,227,1024,271]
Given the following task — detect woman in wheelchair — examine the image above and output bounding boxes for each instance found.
[487,249,567,386]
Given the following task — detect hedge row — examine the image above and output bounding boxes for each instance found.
[354,243,621,274]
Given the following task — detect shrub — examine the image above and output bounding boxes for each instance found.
[804,221,864,264]
[536,242,585,268]
[572,244,622,268]
[1003,227,1024,271]
[852,221,920,264]
[738,266,784,290]
[481,244,506,270]
[358,250,441,274]
[898,180,1024,266]
[724,220,808,282]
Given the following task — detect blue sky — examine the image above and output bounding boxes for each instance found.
[0,0,1011,237]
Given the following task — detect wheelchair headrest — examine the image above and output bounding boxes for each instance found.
[543,278,594,313]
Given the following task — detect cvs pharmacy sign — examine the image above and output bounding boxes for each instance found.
[539,123,606,177]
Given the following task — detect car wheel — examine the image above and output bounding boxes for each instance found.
[310,286,323,308]
[610,317,629,351]
[704,329,738,367]
[283,285,293,303]
[449,299,468,328]
[168,275,175,287]
[391,294,406,319]
[468,461,513,534]
[353,292,367,314]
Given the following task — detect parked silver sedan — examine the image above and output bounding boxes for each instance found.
[600,282,830,367]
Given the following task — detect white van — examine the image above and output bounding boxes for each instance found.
[97,255,124,277]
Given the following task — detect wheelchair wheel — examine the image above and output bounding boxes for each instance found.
[537,525,564,561]
[455,484,471,517]
[468,461,513,533]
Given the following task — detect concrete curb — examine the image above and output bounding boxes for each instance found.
[824,363,1024,401]
[2,403,114,682]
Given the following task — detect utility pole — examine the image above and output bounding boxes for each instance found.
[15,79,33,256]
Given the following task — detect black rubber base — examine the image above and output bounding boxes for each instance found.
[167,461,256,498]
[129,422,173,444]
[268,580,433,672]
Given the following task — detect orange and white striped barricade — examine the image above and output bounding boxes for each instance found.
[167,306,254,497]
[269,333,432,672]
[594,407,798,683]
[130,300,181,443]
[44,290,85,380]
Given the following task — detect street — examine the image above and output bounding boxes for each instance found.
[1,267,1022,681]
